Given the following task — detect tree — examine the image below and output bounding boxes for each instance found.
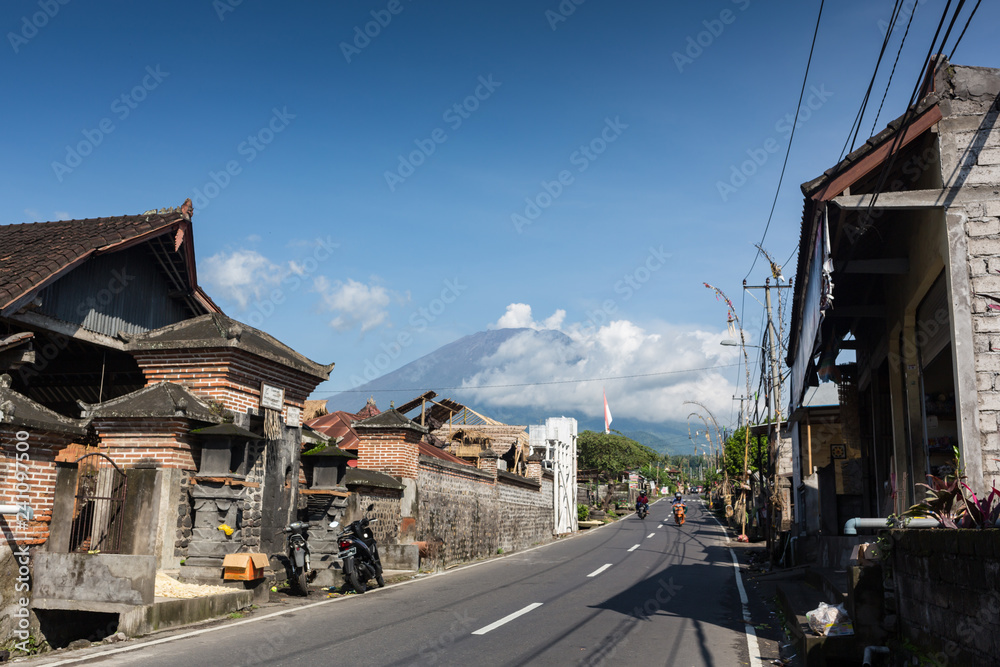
[722,426,768,481]
[577,430,658,508]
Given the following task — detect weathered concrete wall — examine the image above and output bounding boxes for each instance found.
[0,543,42,654]
[417,458,554,567]
[31,552,156,606]
[890,529,1000,667]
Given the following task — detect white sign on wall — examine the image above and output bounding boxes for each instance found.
[286,406,302,428]
[260,383,284,411]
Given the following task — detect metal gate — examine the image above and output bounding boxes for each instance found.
[69,453,127,554]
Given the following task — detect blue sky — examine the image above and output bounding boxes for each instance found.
[2,0,998,430]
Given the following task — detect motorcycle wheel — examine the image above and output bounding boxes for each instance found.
[376,572,385,588]
[289,567,308,596]
[346,566,367,594]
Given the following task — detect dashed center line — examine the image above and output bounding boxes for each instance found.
[587,563,612,577]
[627,544,640,552]
[472,603,543,635]
[646,533,655,538]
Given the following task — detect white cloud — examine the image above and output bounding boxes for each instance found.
[464,303,742,424]
[492,303,566,331]
[23,209,39,221]
[313,276,395,333]
[201,249,286,309]
[53,211,71,221]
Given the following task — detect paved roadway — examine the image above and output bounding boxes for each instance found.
[39,498,760,667]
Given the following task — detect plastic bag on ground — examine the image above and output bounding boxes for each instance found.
[805,602,854,637]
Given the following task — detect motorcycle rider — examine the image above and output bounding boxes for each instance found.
[635,489,649,514]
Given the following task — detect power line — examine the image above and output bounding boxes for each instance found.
[330,362,742,392]
[863,0,965,218]
[744,0,825,281]
[948,0,983,60]
[869,0,919,138]
[839,0,905,161]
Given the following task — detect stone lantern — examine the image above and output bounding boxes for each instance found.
[190,423,263,478]
[300,443,355,489]
[181,423,265,578]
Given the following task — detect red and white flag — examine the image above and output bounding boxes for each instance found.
[604,389,613,434]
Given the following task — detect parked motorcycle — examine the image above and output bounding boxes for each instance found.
[284,521,312,595]
[332,504,384,594]
[636,503,648,520]
[672,502,686,526]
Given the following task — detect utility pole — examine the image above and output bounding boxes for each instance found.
[746,277,792,557]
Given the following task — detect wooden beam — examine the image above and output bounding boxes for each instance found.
[811,105,943,202]
[831,189,948,210]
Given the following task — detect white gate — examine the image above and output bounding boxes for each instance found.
[530,417,577,534]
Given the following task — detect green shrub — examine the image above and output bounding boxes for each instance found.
[577,504,589,522]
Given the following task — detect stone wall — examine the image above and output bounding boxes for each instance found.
[416,457,554,567]
[939,64,1000,489]
[890,529,1000,667]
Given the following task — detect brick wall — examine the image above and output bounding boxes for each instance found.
[941,75,1000,486]
[890,529,1000,667]
[92,418,198,471]
[416,457,554,567]
[132,348,316,420]
[356,429,421,479]
[0,426,77,546]
[964,191,1000,483]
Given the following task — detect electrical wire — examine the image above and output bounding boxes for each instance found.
[869,0,919,137]
[948,0,983,60]
[744,0,825,281]
[863,0,964,217]
[839,0,905,162]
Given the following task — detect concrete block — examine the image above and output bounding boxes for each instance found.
[972,274,1000,294]
[381,544,419,571]
[32,553,156,606]
[985,200,1000,217]
[968,237,1000,256]
[974,315,1000,332]
[975,354,1000,372]
[978,147,1000,166]
[968,219,1000,237]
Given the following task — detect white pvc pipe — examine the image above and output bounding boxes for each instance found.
[0,504,34,520]
[844,517,939,535]
[863,645,890,666]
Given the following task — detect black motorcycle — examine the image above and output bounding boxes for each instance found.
[333,504,384,594]
[636,503,648,520]
[284,521,312,595]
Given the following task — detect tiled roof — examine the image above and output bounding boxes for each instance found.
[0,373,87,435]
[82,381,222,423]
[124,313,334,380]
[0,209,193,314]
[352,408,428,433]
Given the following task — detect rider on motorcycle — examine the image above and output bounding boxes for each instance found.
[636,489,649,513]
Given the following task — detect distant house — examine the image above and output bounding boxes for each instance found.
[787,59,1000,525]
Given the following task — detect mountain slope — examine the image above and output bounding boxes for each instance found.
[324,328,696,455]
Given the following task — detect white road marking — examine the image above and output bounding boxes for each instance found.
[646,533,655,538]
[657,523,664,528]
[627,544,640,552]
[587,563,612,577]
[471,603,543,635]
[704,502,765,667]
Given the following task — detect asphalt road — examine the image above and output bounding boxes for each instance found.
[36,499,761,667]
